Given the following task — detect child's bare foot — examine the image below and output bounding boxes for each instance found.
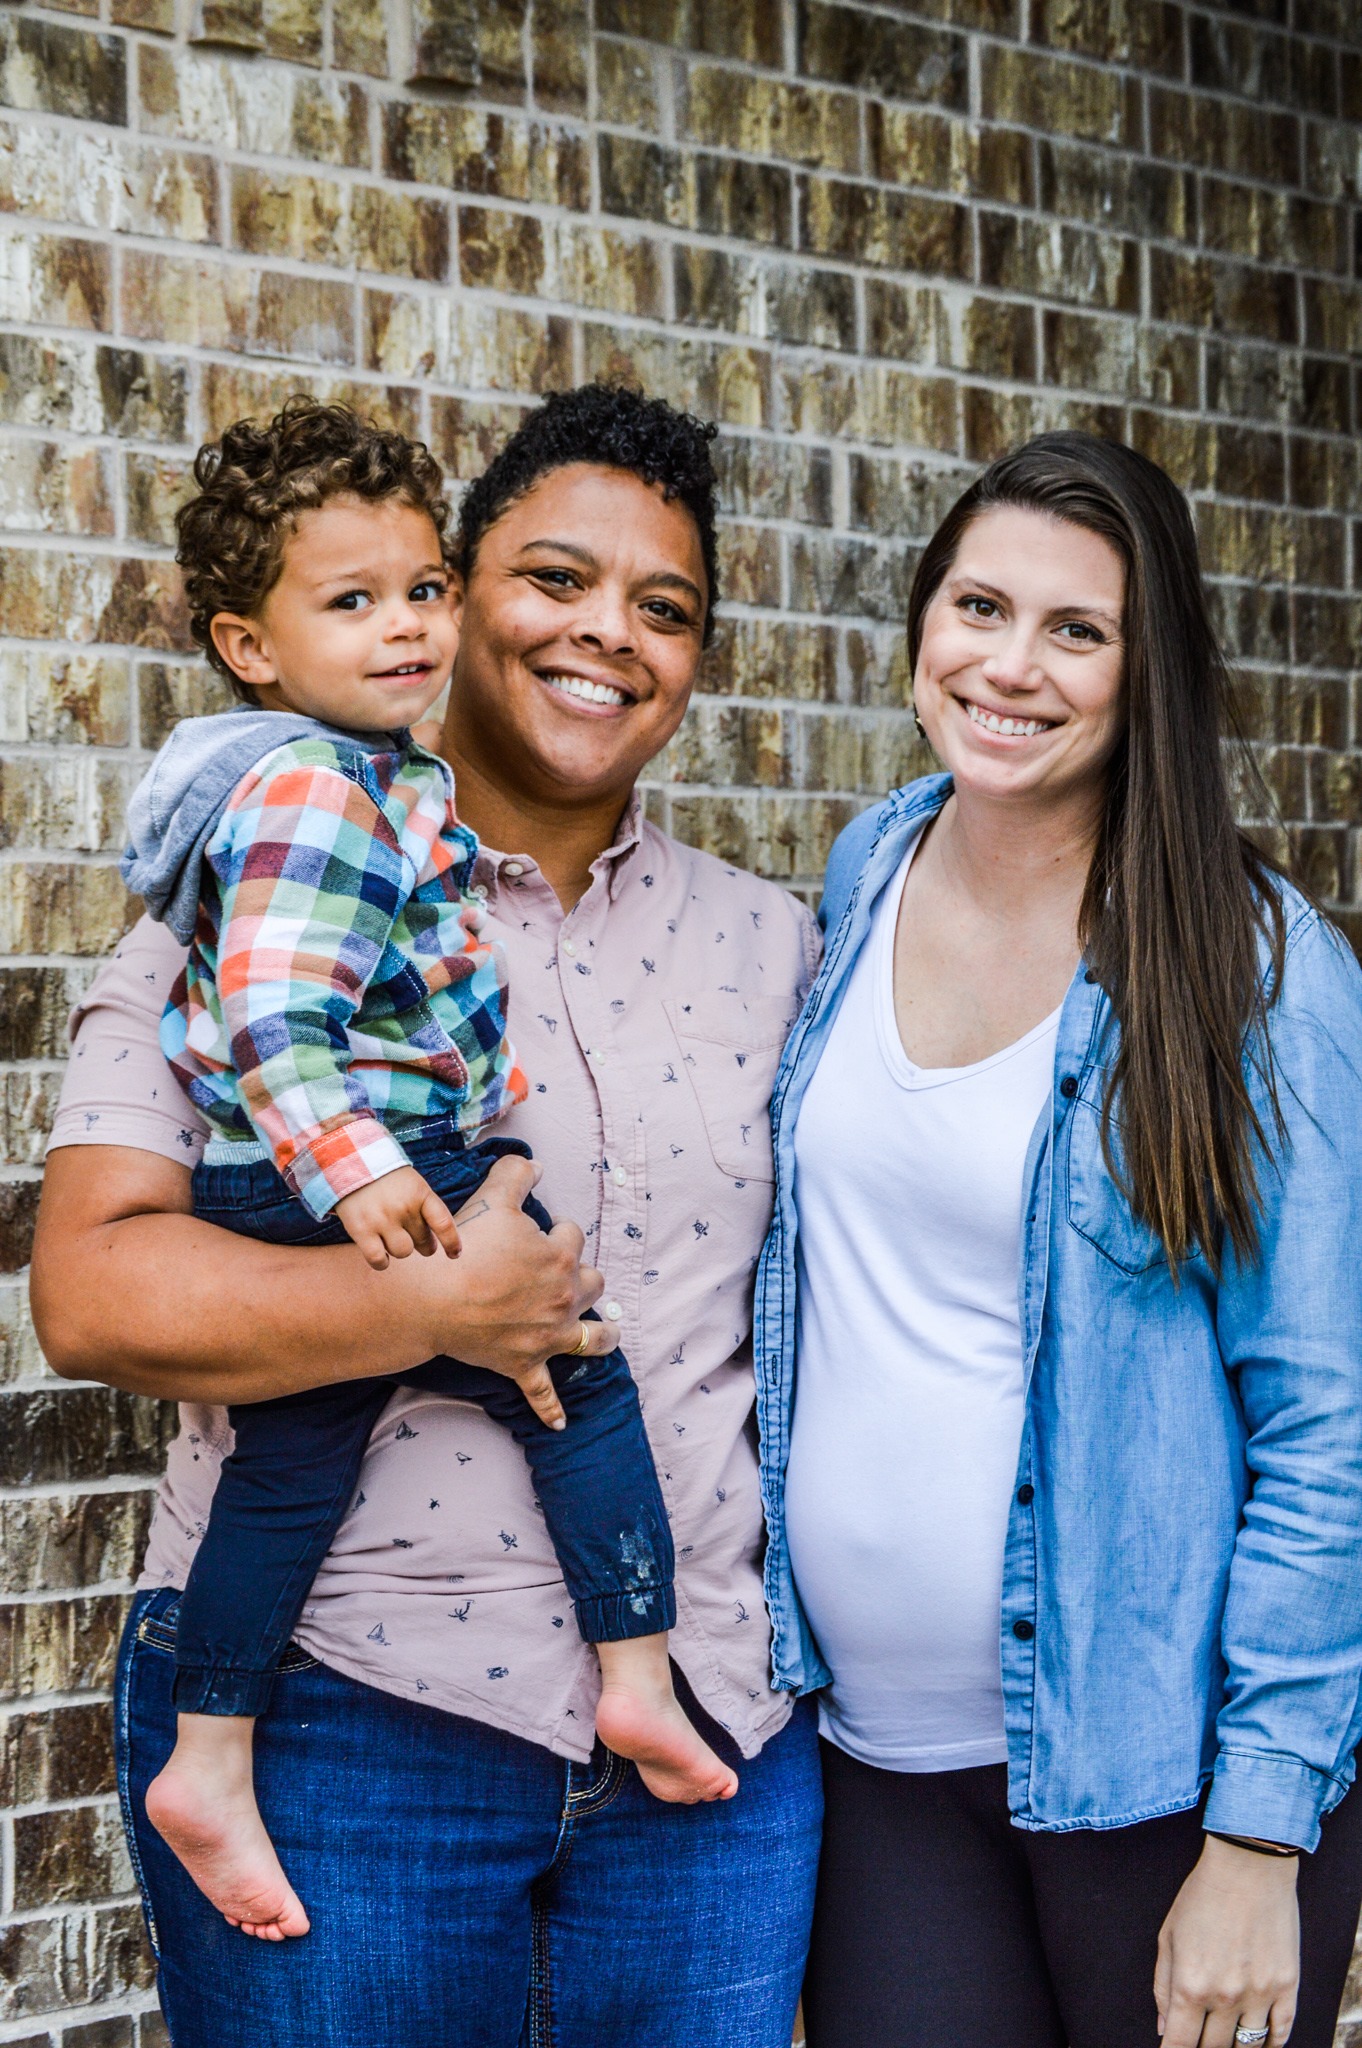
[594,1636,739,1805]
[145,1715,310,1941]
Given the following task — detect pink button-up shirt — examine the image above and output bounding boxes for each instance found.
[48,797,820,1762]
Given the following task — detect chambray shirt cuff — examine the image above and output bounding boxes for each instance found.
[1203,1748,1341,1853]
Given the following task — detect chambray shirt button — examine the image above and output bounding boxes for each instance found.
[1059,1075,1078,1099]
[1017,1484,1035,1506]
[1012,1618,1035,1640]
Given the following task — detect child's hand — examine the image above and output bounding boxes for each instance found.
[335,1168,462,1271]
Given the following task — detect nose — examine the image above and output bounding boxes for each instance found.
[979,627,1043,694]
[382,592,425,638]
[570,580,635,657]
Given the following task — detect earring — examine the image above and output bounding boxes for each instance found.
[911,703,927,741]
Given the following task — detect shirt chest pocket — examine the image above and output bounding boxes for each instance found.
[664,994,797,1184]
[1064,1087,1166,1277]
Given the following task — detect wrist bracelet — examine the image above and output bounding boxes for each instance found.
[1208,1830,1300,1859]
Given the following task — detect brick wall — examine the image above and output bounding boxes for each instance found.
[0,0,1359,2038]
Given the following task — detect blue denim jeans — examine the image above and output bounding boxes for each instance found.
[178,1128,675,1715]
[117,1588,822,2048]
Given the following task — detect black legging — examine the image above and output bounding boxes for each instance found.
[803,1743,1362,2048]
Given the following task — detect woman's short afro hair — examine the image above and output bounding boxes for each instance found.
[176,396,452,700]
[454,382,720,644]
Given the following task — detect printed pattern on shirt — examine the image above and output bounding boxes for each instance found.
[160,735,526,1216]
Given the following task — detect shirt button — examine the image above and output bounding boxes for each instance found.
[1016,1484,1034,1506]
[1012,1618,1035,1641]
[504,861,525,878]
[562,939,577,957]
[1059,1075,1078,1099]
[591,1048,606,1068]
[605,1300,623,1321]
[612,1165,627,1186]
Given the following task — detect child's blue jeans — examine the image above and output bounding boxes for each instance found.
[174,1126,676,1717]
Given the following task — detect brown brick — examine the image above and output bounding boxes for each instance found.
[334,0,388,75]
[1149,250,1299,345]
[963,387,1124,463]
[936,293,1038,382]
[800,177,969,275]
[861,280,944,367]
[125,453,194,549]
[192,0,264,51]
[596,0,781,62]
[65,2018,137,2048]
[353,188,450,281]
[700,617,842,704]
[1034,0,1182,70]
[674,249,856,352]
[428,396,532,480]
[714,437,833,526]
[1210,424,1289,507]
[122,251,355,365]
[384,104,589,209]
[113,0,176,28]
[1036,140,1191,240]
[1189,14,1335,120]
[138,658,234,747]
[0,1704,116,1807]
[849,455,971,539]
[1200,179,1347,274]
[230,166,348,264]
[867,107,1033,206]
[0,126,218,243]
[1288,437,1362,515]
[683,66,862,174]
[1305,118,1362,204]
[0,963,93,1059]
[139,46,369,168]
[1148,85,1300,185]
[979,214,1138,312]
[407,0,525,100]
[0,548,188,649]
[1296,594,1362,674]
[0,1178,40,1272]
[366,290,573,393]
[0,15,127,125]
[13,1804,132,1912]
[1301,277,1362,355]
[780,359,957,451]
[0,860,137,956]
[0,1912,92,2024]
[598,135,794,247]
[200,363,419,441]
[656,699,790,790]
[0,1490,153,1597]
[264,0,323,67]
[88,1901,156,2004]
[533,0,588,115]
[1043,311,1197,407]
[596,38,661,131]
[0,754,133,854]
[1198,501,1340,586]
[0,229,111,332]
[459,209,665,317]
[583,326,770,429]
[981,44,1139,146]
[1127,411,1214,494]
[1277,677,1349,750]
[717,522,782,608]
[788,532,910,623]
[799,3,968,108]
[0,1388,175,1488]
[0,338,186,440]
[0,441,114,538]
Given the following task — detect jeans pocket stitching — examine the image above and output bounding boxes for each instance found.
[117,1604,163,1961]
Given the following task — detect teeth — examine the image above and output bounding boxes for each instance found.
[544,673,629,708]
[966,701,1052,739]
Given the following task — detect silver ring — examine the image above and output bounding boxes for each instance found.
[1234,2027,1270,2045]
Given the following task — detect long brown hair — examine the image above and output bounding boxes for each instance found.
[906,432,1288,1274]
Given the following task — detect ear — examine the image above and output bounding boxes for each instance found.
[445,567,464,637]
[210,612,279,691]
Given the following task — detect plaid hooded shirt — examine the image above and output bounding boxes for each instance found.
[159,730,526,1218]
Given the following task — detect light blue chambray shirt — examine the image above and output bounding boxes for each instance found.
[756,773,1362,1849]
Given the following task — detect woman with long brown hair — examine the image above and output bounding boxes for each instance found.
[756,432,1362,2048]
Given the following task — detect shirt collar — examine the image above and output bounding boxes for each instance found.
[474,792,645,900]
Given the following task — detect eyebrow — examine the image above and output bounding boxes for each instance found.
[517,537,705,608]
[309,561,448,588]
[947,574,1122,632]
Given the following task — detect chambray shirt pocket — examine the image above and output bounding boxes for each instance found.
[1064,1075,1166,1278]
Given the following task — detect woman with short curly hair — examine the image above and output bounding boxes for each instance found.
[34,384,823,2048]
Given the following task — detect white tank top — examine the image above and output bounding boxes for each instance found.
[785,829,1059,1772]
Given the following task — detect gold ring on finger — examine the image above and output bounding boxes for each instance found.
[570,1322,591,1357]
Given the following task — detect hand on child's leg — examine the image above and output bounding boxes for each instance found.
[145,1715,311,1940]
[594,1635,740,1805]
[335,1166,462,1269]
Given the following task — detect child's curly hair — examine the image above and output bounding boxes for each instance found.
[176,397,452,701]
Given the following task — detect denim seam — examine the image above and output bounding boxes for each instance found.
[116,1601,161,1961]
[529,1892,554,2048]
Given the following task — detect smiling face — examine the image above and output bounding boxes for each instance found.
[209,494,457,731]
[914,505,1128,817]
[441,462,708,814]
